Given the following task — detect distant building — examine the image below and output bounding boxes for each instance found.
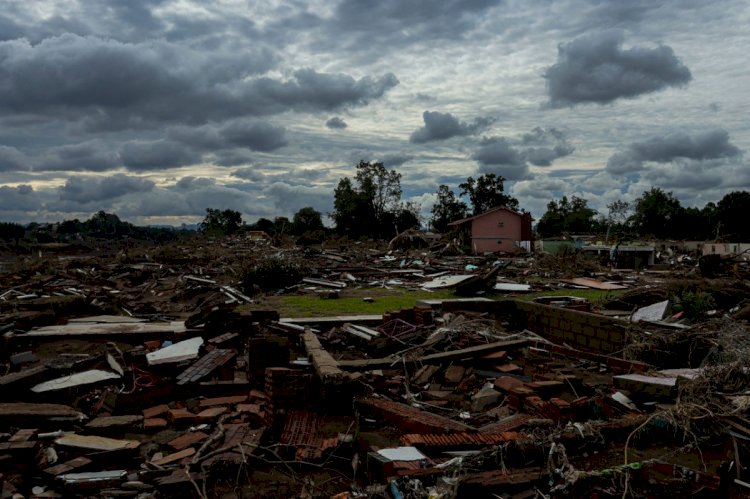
[448,206,533,254]
[581,244,655,269]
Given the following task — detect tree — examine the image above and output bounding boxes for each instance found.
[605,200,631,239]
[536,196,597,237]
[0,222,25,249]
[459,173,518,215]
[717,191,750,241]
[200,208,243,235]
[331,160,405,238]
[83,211,134,237]
[253,218,274,233]
[291,207,324,235]
[430,185,468,232]
[630,188,683,238]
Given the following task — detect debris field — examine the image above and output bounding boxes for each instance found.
[2,235,750,498]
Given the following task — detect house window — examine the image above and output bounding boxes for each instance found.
[497,222,504,227]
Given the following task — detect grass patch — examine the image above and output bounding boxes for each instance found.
[244,287,457,318]
[514,288,629,306]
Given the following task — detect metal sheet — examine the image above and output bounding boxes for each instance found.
[32,370,120,393]
[421,274,474,289]
[146,336,203,366]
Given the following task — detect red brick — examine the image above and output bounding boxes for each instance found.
[168,431,209,451]
[143,418,168,430]
[494,376,524,392]
[167,408,195,423]
[495,363,522,373]
[198,395,247,407]
[144,340,161,350]
[143,404,170,419]
[195,407,227,420]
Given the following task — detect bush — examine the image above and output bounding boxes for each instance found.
[680,291,716,319]
[241,257,307,294]
[296,230,326,246]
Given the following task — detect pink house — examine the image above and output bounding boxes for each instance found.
[448,206,533,254]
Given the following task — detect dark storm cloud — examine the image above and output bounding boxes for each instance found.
[213,150,256,168]
[231,168,264,182]
[409,111,494,143]
[174,176,216,190]
[544,31,692,107]
[120,140,202,171]
[520,127,575,166]
[326,117,348,129]
[473,127,574,179]
[250,69,399,113]
[263,182,332,213]
[0,35,397,128]
[58,174,155,203]
[0,185,41,211]
[219,122,288,152]
[380,154,414,167]
[0,15,24,41]
[326,0,501,53]
[0,145,29,171]
[606,129,742,174]
[36,141,120,172]
[473,137,530,181]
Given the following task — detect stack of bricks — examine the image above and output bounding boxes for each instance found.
[247,335,291,385]
[264,367,314,413]
[413,304,433,326]
[381,308,416,325]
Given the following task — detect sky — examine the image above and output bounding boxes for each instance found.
[0,0,749,227]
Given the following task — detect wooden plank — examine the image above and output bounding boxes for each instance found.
[338,339,529,370]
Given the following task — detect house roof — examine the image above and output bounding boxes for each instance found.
[447,206,528,226]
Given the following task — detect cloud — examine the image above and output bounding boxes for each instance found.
[213,150,255,167]
[0,145,29,171]
[472,127,575,179]
[0,185,42,211]
[473,137,530,180]
[120,140,201,171]
[58,174,155,203]
[218,121,288,152]
[544,30,692,107]
[0,35,397,128]
[325,0,502,56]
[262,182,332,213]
[410,111,493,143]
[326,117,348,129]
[231,167,264,181]
[606,129,742,174]
[380,153,414,168]
[36,141,120,172]
[174,176,216,190]
[519,127,575,166]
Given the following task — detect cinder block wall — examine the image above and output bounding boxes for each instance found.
[507,300,627,353]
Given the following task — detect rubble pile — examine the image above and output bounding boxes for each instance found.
[1,237,750,497]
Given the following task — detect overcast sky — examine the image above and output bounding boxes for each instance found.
[0,0,748,226]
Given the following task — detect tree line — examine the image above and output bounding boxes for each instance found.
[535,187,750,241]
[2,161,749,245]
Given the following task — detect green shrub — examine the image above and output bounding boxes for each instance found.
[680,291,716,319]
[241,257,307,294]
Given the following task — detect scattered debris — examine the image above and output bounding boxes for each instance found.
[1,235,749,497]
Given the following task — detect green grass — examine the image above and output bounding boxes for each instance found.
[244,287,458,318]
[514,288,628,305]
[241,286,629,318]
